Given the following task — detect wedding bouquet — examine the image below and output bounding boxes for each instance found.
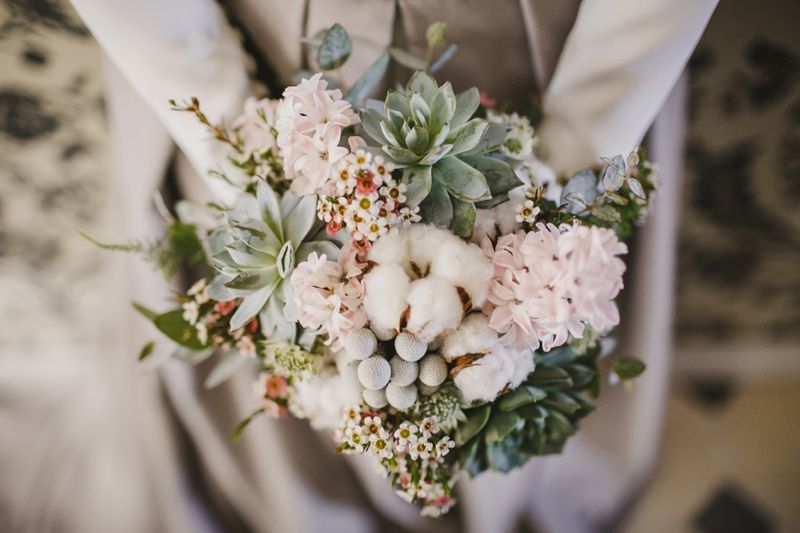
[90,23,653,516]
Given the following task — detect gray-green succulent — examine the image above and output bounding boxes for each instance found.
[207,180,339,333]
[359,71,522,237]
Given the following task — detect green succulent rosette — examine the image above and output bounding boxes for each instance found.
[207,180,339,333]
[359,71,522,237]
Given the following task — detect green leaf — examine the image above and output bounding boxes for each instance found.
[432,156,491,203]
[204,352,247,389]
[229,281,278,330]
[406,71,438,101]
[232,408,266,441]
[138,341,156,361]
[542,392,580,415]
[528,366,573,388]
[450,197,476,238]
[458,435,484,477]
[317,23,352,70]
[359,108,388,145]
[429,82,456,131]
[604,190,629,205]
[462,122,509,155]
[132,302,158,322]
[76,229,142,253]
[425,22,447,49]
[446,118,489,156]
[460,155,521,196]
[451,87,480,128]
[224,270,274,290]
[534,346,578,367]
[498,385,547,412]
[383,144,422,166]
[484,411,522,445]
[546,410,575,442]
[389,48,427,70]
[430,43,458,73]
[418,179,453,228]
[172,346,215,365]
[612,357,647,380]
[600,154,626,192]
[402,165,433,206]
[565,364,596,389]
[153,310,207,350]
[485,434,528,473]
[345,53,389,105]
[455,404,491,446]
[284,195,317,245]
[256,181,283,239]
[417,143,453,166]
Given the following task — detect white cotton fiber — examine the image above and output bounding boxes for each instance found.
[368,228,409,266]
[362,264,411,331]
[429,239,493,306]
[405,225,460,275]
[405,276,464,342]
[441,313,498,362]
[453,345,535,403]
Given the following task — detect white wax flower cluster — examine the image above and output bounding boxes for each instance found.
[316,149,420,246]
[363,225,494,342]
[486,223,628,352]
[275,73,358,195]
[290,248,367,349]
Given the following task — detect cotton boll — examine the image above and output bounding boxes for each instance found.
[394,332,427,362]
[441,313,498,362]
[389,356,419,386]
[343,328,377,360]
[405,225,461,275]
[371,324,396,342]
[453,345,536,403]
[429,240,493,306]
[357,356,391,390]
[385,382,418,411]
[472,207,500,244]
[363,388,388,409]
[368,228,409,266]
[418,354,447,387]
[405,277,464,342]
[362,264,411,331]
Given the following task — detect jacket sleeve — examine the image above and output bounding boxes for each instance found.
[69,0,252,202]
[538,0,718,173]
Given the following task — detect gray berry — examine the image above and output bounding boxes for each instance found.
[389,356,418,387]
[357,356,391,390]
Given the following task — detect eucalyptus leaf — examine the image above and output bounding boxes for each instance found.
[389,48,427,70]
[600,154,626,192]
[430,43,458,73]
[317,23,352,70]
[591,204,622,223]
[232,408,266,441]
[561,170,598,214]
[345,53,389,105]
[627,177,646,199]
[138,341,156,361]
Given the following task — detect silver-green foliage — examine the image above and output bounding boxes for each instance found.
[359,71,521,237]
[207,180,339,331]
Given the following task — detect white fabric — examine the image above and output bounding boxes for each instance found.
[64,1,717,531]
